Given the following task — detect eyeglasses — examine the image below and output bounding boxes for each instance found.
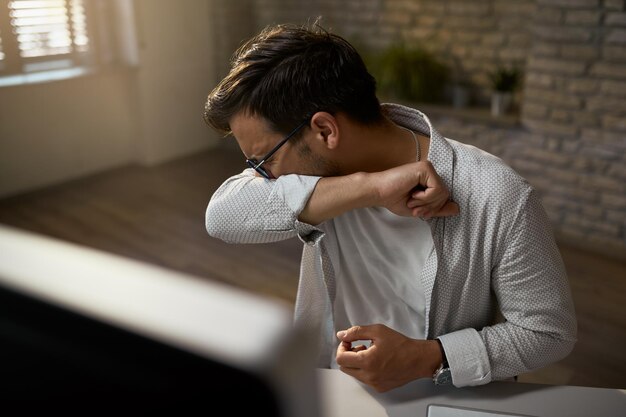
[245,118,309,179]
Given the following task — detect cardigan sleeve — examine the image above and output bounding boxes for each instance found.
[484,187,577,379]
[205,168,324,244]
[439,187,577,387]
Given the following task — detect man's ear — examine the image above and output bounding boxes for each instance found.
[310,112,339,150]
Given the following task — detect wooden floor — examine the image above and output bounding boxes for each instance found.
[0,145,624,390]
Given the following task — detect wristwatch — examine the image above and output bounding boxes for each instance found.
[433,339,452,386]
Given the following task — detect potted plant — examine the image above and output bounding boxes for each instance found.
[367,42,449,104]
[489,66,521,116]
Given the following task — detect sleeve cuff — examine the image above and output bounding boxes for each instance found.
[438,328,492,387]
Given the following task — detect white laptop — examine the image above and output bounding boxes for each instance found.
[428,404,536,417]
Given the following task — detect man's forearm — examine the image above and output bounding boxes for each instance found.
[298,172,376,225]
[298,161,458,225]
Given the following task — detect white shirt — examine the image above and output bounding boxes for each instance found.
[325,207,433,368]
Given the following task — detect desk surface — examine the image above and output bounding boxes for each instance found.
[317,369,626,417]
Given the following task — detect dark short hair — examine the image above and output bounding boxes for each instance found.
[203,21,383,136]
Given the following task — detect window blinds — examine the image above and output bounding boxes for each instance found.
[8,0,88,58]
[0,0,90,76]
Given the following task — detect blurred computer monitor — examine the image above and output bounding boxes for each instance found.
[0,224,320,416]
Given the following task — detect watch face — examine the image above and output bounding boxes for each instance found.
[435,368,452,385]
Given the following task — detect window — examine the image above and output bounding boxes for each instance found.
[0,32,5,61]
[0,0,92,78]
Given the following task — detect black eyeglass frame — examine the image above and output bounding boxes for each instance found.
[245,118,310,179]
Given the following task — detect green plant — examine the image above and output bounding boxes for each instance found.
[489,66,522,93]
[365,42,449,103]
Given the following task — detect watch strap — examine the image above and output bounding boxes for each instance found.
[433,338,452,385]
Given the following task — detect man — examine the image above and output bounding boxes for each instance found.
[203,22,577,392]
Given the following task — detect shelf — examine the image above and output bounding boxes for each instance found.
[385,100,521,128]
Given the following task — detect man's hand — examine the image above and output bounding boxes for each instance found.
[371,161,459,219]
[335,324,442,393]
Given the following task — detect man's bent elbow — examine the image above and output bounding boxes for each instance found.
[205,212,224,240]
[205,214,220,239]
[552,320,578,364]
[205,203,234,242]
[557,335,577,362]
